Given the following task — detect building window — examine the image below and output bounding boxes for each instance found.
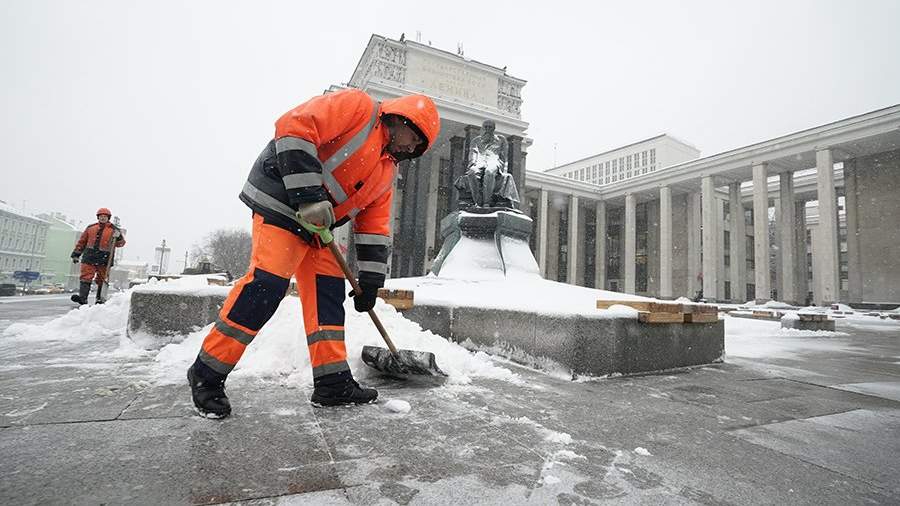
[627,156,632,170]
[744,207,753,227]
[642,151,647,166]
[649,149,656,165]
[724,281,732,301]
[723,230,731,269]
[746,235,755,271]
[746,283,755,302]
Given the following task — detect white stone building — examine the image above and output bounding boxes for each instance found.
[546,135,700,186]
[0,201,49,283]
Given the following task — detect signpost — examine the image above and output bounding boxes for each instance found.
[13,270,41,292]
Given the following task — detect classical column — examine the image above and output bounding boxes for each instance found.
[752,162,770,301]
[423,152,442,272]
[546,195,560,281]
[448,136,466,212]
[716,196,727,300]
[659,186,673,298]
[567,195,579,285]
[686,191,701,297]
[390,167,404,276]
[507,135,525,212]
[814,148,840,304]
[773,195,783,298]
[463,125,479,166]
[624,193,636,293]
[728,183,747,302]
[412,152,433,276]
[794,200,809,303]
[397,159,417,276]
[595,200,607,290]
[843,159,863,303]
[778,172,797,304]
[537,189,549,276]
[576,201,588,285]
[701,176,719,301]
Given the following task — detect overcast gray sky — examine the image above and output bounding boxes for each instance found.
[3,0,899,268]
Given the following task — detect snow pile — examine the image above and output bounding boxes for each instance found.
[132,275,231,297]
[762,300,795,309]
[383,399,412,414]
[150,294,519,387]
[2,283,522,389]
[3,292,130,343]
[386,276,646,317]
[438,234,541,281]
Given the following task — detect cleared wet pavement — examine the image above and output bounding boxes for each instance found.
[1,306,899,505]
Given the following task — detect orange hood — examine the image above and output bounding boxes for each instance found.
[380,94,441,153]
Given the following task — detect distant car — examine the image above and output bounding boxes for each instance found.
[0,284,17,296]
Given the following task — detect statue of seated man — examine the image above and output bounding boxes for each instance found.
[455,119,519,209]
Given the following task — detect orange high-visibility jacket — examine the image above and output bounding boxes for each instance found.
[240,88,440,285]
[72,222,126,266]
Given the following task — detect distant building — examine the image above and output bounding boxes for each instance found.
[0,201,49,284]
[545,134,700,185]
[110,260,149,289]
[35,212,81,289]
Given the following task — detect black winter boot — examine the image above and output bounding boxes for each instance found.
[187,358,231,419]
[95,284,104,304]
[311,370,378,407]
[71,282,91,305]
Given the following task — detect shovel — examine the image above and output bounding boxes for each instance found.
[300,220,445,378]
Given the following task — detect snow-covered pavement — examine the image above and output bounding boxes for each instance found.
[1,292,899,504]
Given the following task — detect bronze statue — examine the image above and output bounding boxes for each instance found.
[455,120,519,209]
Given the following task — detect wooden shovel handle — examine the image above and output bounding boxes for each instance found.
[325,241,399,355]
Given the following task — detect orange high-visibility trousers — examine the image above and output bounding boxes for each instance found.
[197,214,348,380]
[79,263,109,284]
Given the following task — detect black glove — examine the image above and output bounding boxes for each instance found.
[350,282,379,312]
[71,251,81,263]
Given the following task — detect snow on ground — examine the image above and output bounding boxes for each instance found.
[1,277,521,389]
[4,275,899,386]
[724,314,862,359]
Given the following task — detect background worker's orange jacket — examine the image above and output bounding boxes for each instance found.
[240,88,440,285]
[72,222,126,266]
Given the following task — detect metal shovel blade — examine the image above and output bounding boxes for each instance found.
[361,345,446,377]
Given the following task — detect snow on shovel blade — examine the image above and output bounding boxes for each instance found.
[361,345,446,377]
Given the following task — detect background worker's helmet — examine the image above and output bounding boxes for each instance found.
[96,207,112,217]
